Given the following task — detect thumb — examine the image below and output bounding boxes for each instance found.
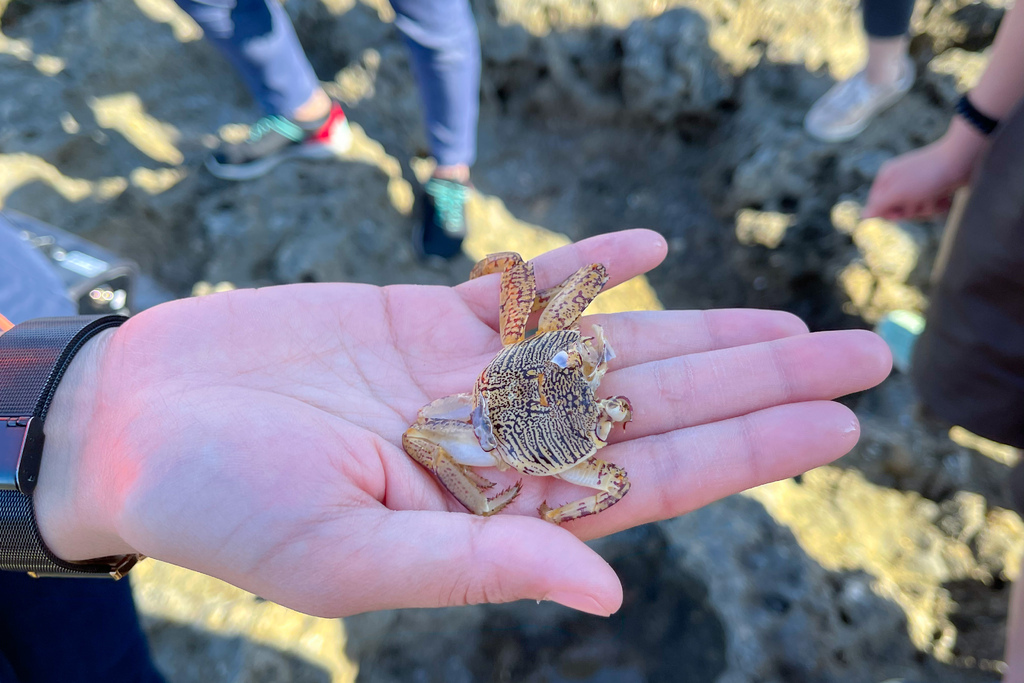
[336,510,623,617]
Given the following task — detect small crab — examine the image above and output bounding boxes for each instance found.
[402,251,633,524]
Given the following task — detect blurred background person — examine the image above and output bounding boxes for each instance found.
[174,0,479,260]
[805,0,916,142]
[0,225,165,683]
[864,1,1024,679]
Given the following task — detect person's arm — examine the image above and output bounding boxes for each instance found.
[863,1,1024,221]
[966,1,1024,120]
[24,230,890,618]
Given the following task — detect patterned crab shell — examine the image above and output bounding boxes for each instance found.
[470,328,602,476]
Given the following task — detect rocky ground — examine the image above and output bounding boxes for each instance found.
[2,0,1022,681]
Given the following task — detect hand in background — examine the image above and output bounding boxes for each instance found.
[863,118,989,221]
[33,229,891,618]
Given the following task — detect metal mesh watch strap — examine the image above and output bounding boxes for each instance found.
[0,316,126,419]
[0,489,138,577]
[0,315,139,577]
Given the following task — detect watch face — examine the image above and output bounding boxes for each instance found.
[0,418,44,495]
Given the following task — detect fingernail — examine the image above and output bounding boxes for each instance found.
[543,591,612,617]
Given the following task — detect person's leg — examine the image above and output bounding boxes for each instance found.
[173,0,351,179]
[173,0,324,119]
[391,0,480,259]
[861,0,915,86]
[389,0,480,176]
[0,573,165,683]
[804,0,915,142]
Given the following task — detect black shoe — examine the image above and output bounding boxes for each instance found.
[205,102,351,181]
[413,178,468,260]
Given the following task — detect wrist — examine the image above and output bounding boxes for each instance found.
[938,116,990,175]
[944,115,990,152]
[32,327,135,561]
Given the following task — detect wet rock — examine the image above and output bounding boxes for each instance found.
[621,10,735,125]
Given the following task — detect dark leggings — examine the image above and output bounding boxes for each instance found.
[863,0,915,38]
[0,571,164,682]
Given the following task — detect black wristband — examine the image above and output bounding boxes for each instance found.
[956,94,1000,136]
[0,315,140,578]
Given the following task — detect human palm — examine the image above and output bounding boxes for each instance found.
[40,230,890,618]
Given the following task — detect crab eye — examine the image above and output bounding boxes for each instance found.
[549,350,570,369]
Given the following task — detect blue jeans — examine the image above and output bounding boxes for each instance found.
[174,0,480,166]
[0,221,164,683]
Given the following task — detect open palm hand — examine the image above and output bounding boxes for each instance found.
[39,230,891,618]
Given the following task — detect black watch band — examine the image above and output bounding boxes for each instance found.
[0,315,139,578]
[956,94,1000,136]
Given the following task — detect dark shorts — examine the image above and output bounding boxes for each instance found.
[912,101,1024,451]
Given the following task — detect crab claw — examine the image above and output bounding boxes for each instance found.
[606,395,633,425]
[594,395,633,443]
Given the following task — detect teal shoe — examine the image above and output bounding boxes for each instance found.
[413,178,468,260]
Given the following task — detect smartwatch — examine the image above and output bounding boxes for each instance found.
[0,315,141,578]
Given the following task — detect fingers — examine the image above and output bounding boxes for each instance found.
[599,329,892,442]
[862,145,962,221]
[458,229,668,326]
[862,163,906,220]
[582,309,809,368]
[867,196,952,222]
[565,400,861,539]
[319,510,623,617]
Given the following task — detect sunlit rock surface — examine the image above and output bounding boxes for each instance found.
[0,0,1015,680]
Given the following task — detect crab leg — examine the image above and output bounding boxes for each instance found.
[468,253,538,344]
[498,258,536,345]
[537,263,608,333]
[402,420,522,515]
[538,458,630,524]
[471,252,601,314]
[469,252,523,279]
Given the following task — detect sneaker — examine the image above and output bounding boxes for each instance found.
[413,178,468,260]
[804,57,915,142]
[205,101,352,181]
[874,309,925,374]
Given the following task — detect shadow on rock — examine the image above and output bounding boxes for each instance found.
[142,618,332,683]
[344,496,996,683]
[944,576,1011,672]
[344,525,727,683]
